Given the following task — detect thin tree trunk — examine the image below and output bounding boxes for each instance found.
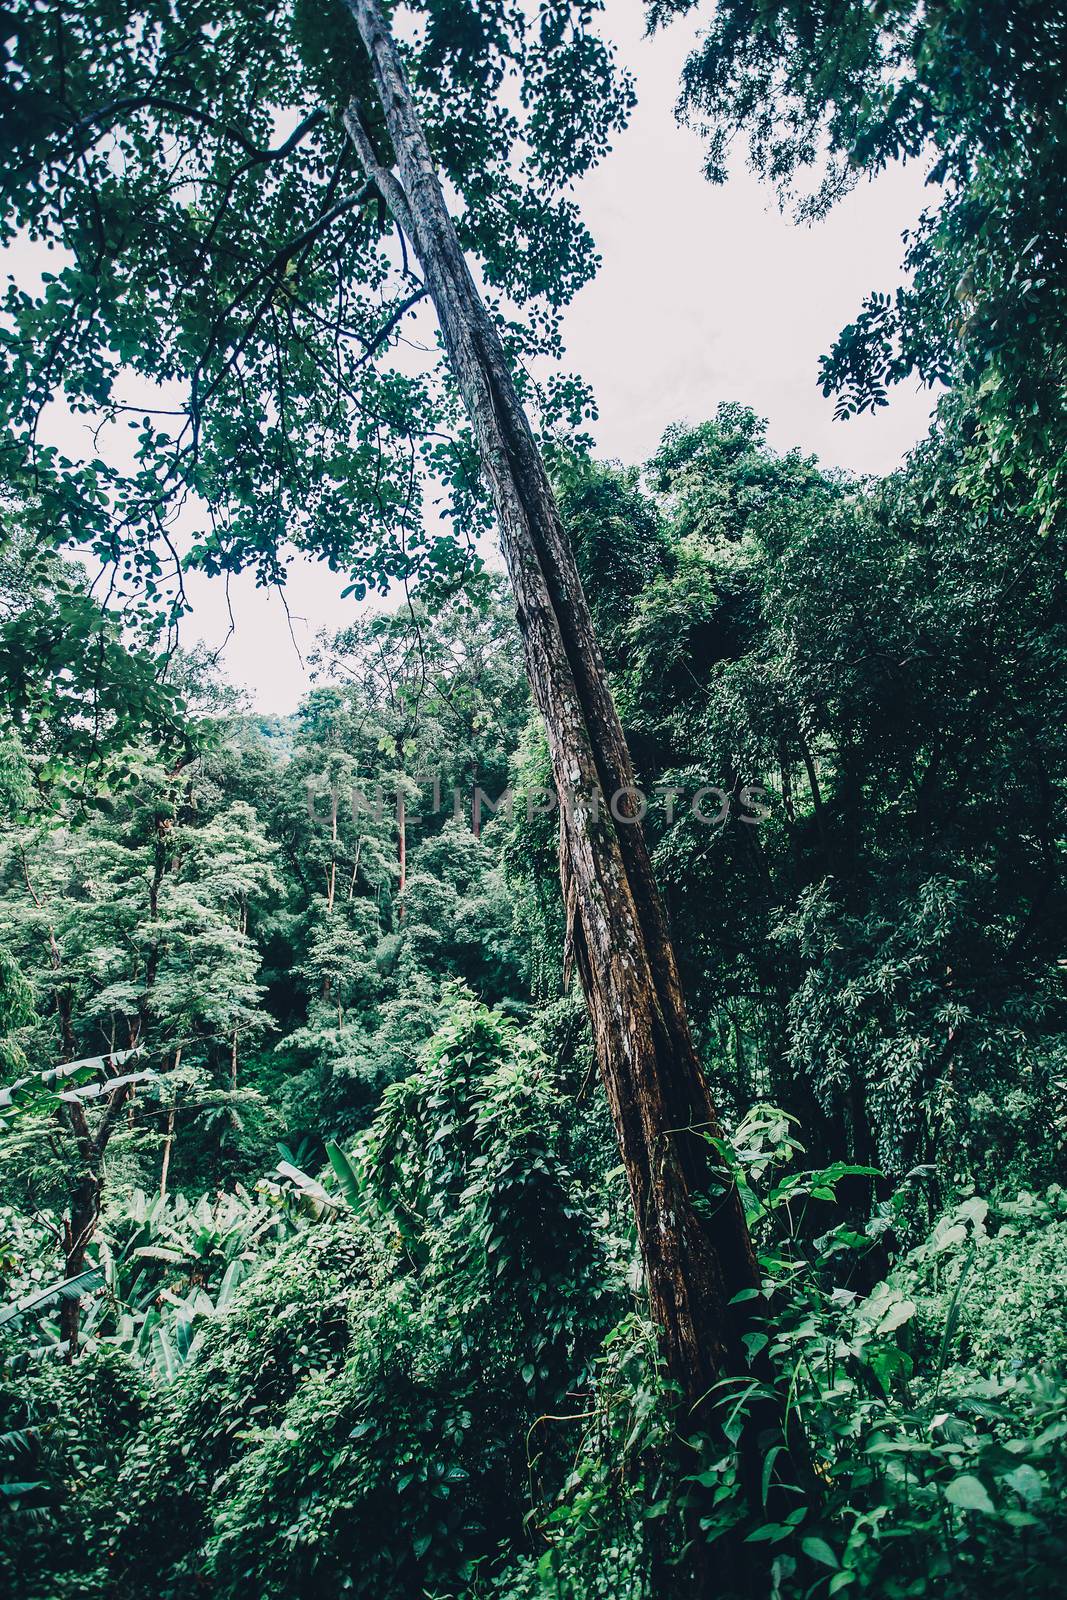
[159,1046,182,1200]
[347,836,363,901]
[42,907,94,1358]
[327,785,338,912]
[59,1115,98,1360]
[395,741,407,920]
[798,728,829,864]
[160,1107,176,1199]
[340,0,784,1510]
[59,1071,135,1359]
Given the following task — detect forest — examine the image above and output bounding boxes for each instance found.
[0,1,1065,1596]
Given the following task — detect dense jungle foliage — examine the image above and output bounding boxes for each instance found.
[1,1,1066,1597]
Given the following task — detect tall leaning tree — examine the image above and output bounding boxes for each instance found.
[0,0,791,1506]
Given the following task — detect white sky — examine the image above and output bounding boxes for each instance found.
[28,0,939,713]
[565,1,935,474]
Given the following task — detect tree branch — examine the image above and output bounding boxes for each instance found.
[61,99,326,161]
[356,285,428,368]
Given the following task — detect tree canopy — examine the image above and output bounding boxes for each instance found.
[1,0,631,617]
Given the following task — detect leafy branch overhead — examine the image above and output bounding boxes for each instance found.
[0,0,633,622]
[657,0,1067,524]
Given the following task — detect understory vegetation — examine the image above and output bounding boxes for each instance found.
[2,0,1066,1594]
[3,403,1066,1597]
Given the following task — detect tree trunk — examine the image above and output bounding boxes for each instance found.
[348,836,363,901]
[59,1073,135,1359]
[327,783,338,913]
[59,1126,99,1360]
[395,739,407,921]
[160,1107,176,1199]
[341,0,778,1480]
[160,1046,181,1199]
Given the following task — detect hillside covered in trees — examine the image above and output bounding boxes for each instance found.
[1,2,1066,1597]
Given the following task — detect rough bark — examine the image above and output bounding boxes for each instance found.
[339,0,772,1443]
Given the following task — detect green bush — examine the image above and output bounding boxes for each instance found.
[112,996,618,1599]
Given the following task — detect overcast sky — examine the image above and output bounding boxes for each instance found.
[182,0,937,712]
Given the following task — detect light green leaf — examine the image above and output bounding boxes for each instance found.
[1002,1464,1044,1504]
[946,1474,995,1515]
[325,1140,362,1212]
[876,1298,916,1334]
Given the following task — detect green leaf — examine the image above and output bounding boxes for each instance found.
[802,1536,839,1569]
[0,1268,103,1329]
[1002,1464,1044,1505]
[876,1298,916,1334]
[325,1140,362,1212]
[945,1474,995,1515]
[744,1523,789,1543]
[761,1444,783,1507]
